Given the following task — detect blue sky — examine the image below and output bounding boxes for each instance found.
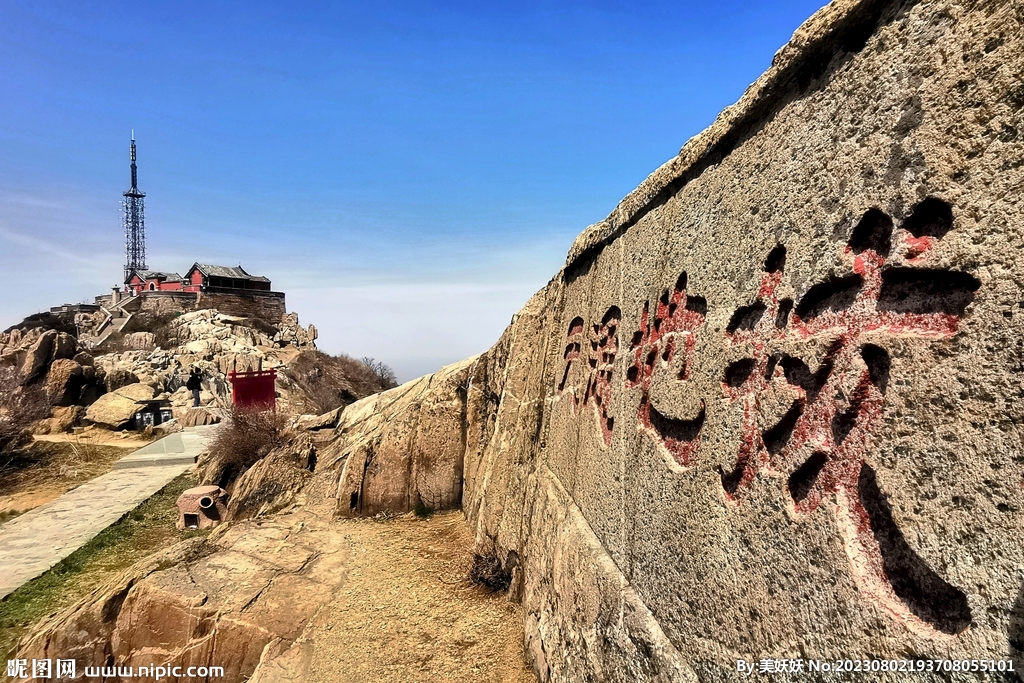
[0,0,826,381]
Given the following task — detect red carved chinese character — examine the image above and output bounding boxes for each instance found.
[625,273,707,466]
[555,308,620,445]
[721,199,979,636]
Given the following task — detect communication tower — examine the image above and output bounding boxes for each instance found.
[123,132,147,281]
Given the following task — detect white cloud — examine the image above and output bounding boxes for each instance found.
[288,281,543,382]
[0,224,97,265]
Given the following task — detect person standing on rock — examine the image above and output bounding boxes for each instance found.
[186,367,203,407]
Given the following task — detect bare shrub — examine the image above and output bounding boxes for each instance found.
[361,357,398,390]
[3,311,77,337]
[235,316,279,338]
[207,408,289,486]
[469,554,511,592]
[284,351,398,414]
[0,367,51,453]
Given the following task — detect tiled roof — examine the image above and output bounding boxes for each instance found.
[191,263,271,283]
[130,270,183,282]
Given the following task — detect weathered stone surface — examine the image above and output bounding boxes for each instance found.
[84,392,141,429]
[181,407,222,427]
[291,408,341,432]
[226,441,315,520]
[50,332,76,362]
[113,382,156,402]
[320,357,475,517]
[32,405,86,434]
[16,1,1024,680]
[45,358,84,407]
[315,0,1024,678]
[17,512,347,683]
[86,307,323,416]
[123,331,156,349]
[105,368,140,392]
[18,329,57,381]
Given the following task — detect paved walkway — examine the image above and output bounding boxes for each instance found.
[0,426,216,599]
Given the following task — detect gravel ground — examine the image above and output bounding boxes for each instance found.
[304,511,536,683]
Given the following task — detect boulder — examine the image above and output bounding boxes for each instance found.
[73,351,94,366]
[78,383,104,407]
[45,358,84,407]
[327,357,474,517]
[50,332,77,362]
[84,392,141,429]
[19,329,56,381]
[181,407,221,428]
[124,332,155,349]
[113,383,157,402]
[33,405,85,434]
[105,368,139,392]
[292,406,342,431]
[225,442,315,520]
[17,513,348,683]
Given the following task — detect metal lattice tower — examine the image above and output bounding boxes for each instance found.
[123,132,147,282]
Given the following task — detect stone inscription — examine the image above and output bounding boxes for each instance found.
[555,198,981,637]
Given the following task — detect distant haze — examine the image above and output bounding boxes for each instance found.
[0,0,826,382]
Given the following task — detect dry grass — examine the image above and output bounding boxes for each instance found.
[284,350,398,414]
[304,512,535,683]
[0,439,134,514]
[0,472,209,661]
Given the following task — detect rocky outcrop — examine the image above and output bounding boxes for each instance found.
[17,512,348,683]
[181,407,222,428]
[45,358,84,407]
[275,313,317,348]
[90,309,319,416]
[113,383,156,402]
[17,1,1024,680]
[32,406,85,434]
[104,368,139,393]
[319,357,475,517]
[84,393,142,430]
[317,0,1024,677]
[123,331,156,349]
[0,329,79,384]
[223,440,316,520]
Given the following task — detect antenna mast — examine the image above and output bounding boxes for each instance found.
[123,133,147,282]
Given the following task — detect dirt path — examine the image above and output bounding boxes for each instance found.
[303,512,536,683]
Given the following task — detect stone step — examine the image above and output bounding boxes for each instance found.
[112,427,215,469]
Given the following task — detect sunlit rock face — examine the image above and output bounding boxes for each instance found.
[451,0,1023,679]
[312,0,1022,678]
[15,0,1024,680]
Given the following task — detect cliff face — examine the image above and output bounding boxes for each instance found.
[370,0,1023,677]
[17,0,1024,680]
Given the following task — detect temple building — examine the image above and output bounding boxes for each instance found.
[126,263,272,296]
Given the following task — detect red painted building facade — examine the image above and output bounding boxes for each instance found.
[126,263,272,296]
